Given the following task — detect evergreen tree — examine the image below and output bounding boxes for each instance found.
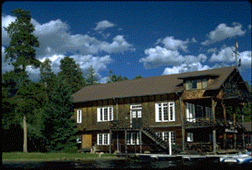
[86,65,98,85]
[39,58,56,88]
[58,56,85,94]
[133,75,143,79]
[4,8,40,152]
[42,77,78,152]
[107,70,128,83]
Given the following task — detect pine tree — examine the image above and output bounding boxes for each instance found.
[4,8,40,152]
[107,70,128,83]
[42,77,78,152]
[58,56,85,94]
[86,65,98,85]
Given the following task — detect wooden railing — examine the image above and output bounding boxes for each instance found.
[185,117,214,128]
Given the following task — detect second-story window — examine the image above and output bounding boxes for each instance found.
[77,109,82,123]
[97,106,113,122]
[155,102,175,122]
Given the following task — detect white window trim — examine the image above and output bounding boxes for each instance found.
[77,109,82,123]
[97,106,113,122]
[155,102,175,122]
[127,132,140,145]
[187,132,194,142]
[97,133,110,145]
[155,131,176,144]
[186,102,196,122]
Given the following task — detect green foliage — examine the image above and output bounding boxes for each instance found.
[107,70,128,83]
[39,58,56,88]
[58,56,85,93]
[133,75,143,79]
[85,65,98,85]
[42,77,78,152]
[4,8,40,71]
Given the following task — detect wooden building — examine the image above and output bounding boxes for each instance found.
[72,66,251,154]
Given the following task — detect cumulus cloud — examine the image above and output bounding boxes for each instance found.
[94,20,115,31]
[2,15,134,59]
[201,23,246,45]
[209,46,251,68]
[155,36,189,52]
[2,15,131,82]
[162,62,211,75]
[139,45,207,68]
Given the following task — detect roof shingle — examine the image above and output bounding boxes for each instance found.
[73,66,236,103]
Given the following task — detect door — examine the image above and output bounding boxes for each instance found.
[130,104,142,129]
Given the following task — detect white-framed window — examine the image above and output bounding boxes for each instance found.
[130,104,142,118]
[205,107,212,118]
[97,106,113,122]
[77,109,82,123]
[127,132,140,145]
[155,102,175,122]
[155,131,176,144]
[187,132,194,142]
[97,133,110,145]
[186,102,195,122]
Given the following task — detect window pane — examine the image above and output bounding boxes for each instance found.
[104,134,108,145]
[138,110,142,118]
[132,111,136,118]
[159,107,162,121]
[127,133,131,145]
[192,80,197,89]
[187,80,192,90]
[109,107,112,121]
[100,108,103,121]
[104,108,108,120]
[169,103,174,121]
[202,79,207,88]
[98,134,102,145]
[163,132,169,142]
[163,106,168,120]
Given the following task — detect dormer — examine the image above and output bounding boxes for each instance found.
[178,74,219,91]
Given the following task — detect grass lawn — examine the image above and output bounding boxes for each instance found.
[2,152,120,161]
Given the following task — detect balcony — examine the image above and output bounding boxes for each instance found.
[185,117,214,128]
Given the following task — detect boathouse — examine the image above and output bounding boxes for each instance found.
[72,66,251,154]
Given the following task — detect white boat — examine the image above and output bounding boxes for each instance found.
[220,153,252,164]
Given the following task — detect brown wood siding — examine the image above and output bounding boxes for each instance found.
[182,89,210,100]
[76,94,182,131]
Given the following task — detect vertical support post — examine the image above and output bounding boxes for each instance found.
[242,114,245,148]
[169,132,172,155]
[125,130,128,158]
[222,102,227,149]
[117,132,119,152]
[140,130,142,153]
[179,96,185,152]
[233,110,237,149]
[212,98,217,154]
[109,129,112,154]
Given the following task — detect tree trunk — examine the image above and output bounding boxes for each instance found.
[23,114,28,152]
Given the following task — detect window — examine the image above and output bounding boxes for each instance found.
[77,109,82,123]
[187,132,193,142]
[186,102,195,122]
[155,102,175,122]
[127,132,140,145]
[130,104,142,118]
[97,133,110,145]
[97,106,113,122]
[205,107,212,118]
[155,131,176,144]
[196,105,204,117]
[202,79,208,88]
[186,78,208,90]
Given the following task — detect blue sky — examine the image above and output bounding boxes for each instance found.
[2,1,251,84]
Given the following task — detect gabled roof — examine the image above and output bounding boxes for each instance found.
[73,66,237,103]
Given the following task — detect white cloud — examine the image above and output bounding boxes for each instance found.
[201,23,246,45]
[94,20,115,31]
[2,16,134,59]
[162,62,211,75]
[156,36,189,52]
[209,46,251,68]
[139,45,207,68]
